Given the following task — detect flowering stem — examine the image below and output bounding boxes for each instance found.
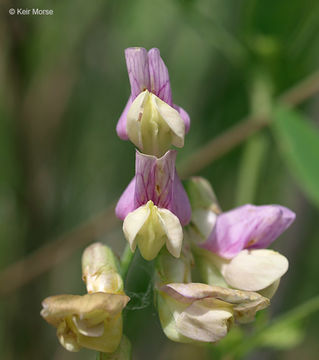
[120,243,135,280]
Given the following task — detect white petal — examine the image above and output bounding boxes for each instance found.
[126,90,148,149]
[176,298,233,342]
[123,204,150,252]
[219,249,288,292]
[158,208,183,258]
[155,95,185,148]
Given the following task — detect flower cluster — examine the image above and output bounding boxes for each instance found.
[41,47,296,355]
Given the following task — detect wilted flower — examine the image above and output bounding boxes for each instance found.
[41,243,130,353]
[116,47,190,147]
[41,292,129,353]
[157,283,269,343]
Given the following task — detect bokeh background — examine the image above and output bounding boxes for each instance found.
[1,0,319,359]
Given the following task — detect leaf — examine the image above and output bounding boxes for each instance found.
[272,105,319,207]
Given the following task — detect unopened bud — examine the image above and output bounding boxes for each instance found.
[82,243,123,294]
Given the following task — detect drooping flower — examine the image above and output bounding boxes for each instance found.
[157,283,269,344]
[202,204,296,259]
[116,150,191,226]
[41,292,129,353]
[116,47,190,141]
[154,249,269,344]
[41,243,130,353]
[185,177,295,297]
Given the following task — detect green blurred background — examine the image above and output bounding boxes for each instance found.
[1,0,319,359]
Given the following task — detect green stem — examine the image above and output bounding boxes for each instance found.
[120,243,135,280]
[235,133,268,206]
[235,69,272,206]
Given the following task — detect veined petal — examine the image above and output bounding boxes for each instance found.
[115,177,137,220]
[218,249,289,292]
[203,204,295,258]
[169,170,192,226]
[148,48,172,106]
[135,150,176,209]
[173,104,190,133]
[122,203,150,252]
[250,205,296,249]
[125,47,150,100]
[176,298,233,342]
[116,97,132,140]
[158,208,183,258]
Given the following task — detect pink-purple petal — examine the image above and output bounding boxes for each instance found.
[174,104,190,134]
[115,177,137,220]
[125,47,150,100]
[148,48,173,106]
[134,150,176,209]
[168,169,191,226]
[203,204,295,259]
[116,96,132,140]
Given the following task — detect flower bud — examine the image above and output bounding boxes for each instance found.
[82,243,123,294]
[126,90,185,157]
[123,200,183,261]
[185,177,221,241]
[156,248,193,284]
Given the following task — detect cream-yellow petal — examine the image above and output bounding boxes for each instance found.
[176,298,233,342]
[154,95,185,148]
[126,90,147,149]
[158,208,183,258]
[218,249,288,292]
[123,204,150,252]
[57,321,81,352]
[72,316,104,337]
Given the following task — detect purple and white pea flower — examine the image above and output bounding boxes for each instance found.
[201,204,295,296]
[185,177,296,297]
[116,150,191,261]
[116,48,190,157]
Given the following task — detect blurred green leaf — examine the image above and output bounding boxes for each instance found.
[227,295,319,358]
[272,105,319,207]
[258,321,304,349]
